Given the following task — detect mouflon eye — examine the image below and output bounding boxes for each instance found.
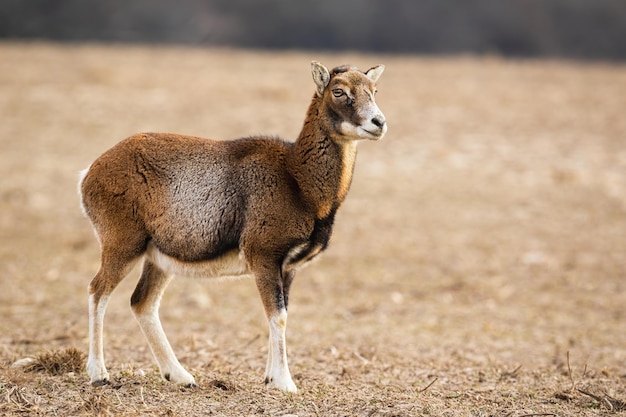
[332,88,344,98]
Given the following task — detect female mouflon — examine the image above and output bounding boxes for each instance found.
[79,61,387,392]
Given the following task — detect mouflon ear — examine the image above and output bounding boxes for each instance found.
[365,65,385,83]
[311,61,331,96]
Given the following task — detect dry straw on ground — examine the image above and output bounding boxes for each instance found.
[1,42,625,416]
[18,346,85,376]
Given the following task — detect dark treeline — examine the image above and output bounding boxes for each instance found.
[2,0,626,60]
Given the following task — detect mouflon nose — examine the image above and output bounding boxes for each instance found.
[371,116,386,129]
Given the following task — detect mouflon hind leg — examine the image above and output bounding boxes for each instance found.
[87,245,142,386]
[130,260,197,387]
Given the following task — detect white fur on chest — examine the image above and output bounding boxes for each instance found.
[283,242,324,272]
[146,242,251,280]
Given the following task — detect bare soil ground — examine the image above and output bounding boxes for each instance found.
[0,42,625,416]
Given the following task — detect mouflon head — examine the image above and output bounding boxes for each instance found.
[311,62,387,141]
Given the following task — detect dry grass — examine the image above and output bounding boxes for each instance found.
[0,41,625,416]
[18,346,86,376]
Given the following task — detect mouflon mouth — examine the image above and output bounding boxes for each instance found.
[362,126,387,140]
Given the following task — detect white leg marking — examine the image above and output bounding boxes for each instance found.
[132,274,196,386]
[264,309,297,393]
[87,293,110,385]
[264,333,273,383]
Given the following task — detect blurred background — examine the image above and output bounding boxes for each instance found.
[2,0,626,60]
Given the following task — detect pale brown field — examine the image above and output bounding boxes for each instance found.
[0,42,625,416]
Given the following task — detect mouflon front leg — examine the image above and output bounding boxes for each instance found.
[252,261,297,393]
